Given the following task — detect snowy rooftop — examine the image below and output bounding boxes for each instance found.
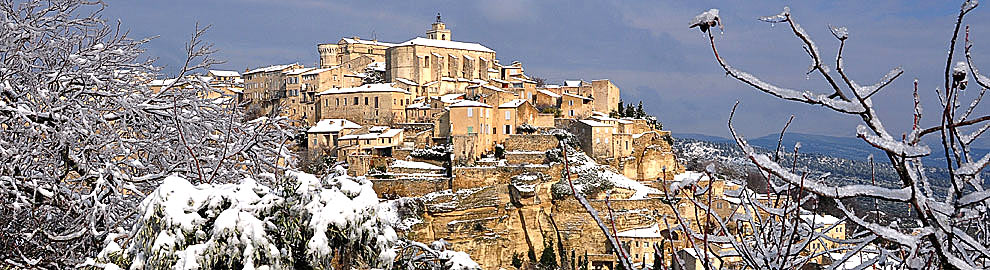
[561,92,592,100]
[498,99,527,108]
[407,102,430,109]
[394,77,418,86]
[617,224,664,238]
[285,67,317,76]
[449,100,492,108]
[340,38,397,47]
[397,37,495,53]
[244,63,296,75]
[301,67,335,76]
[367,62,386,72]
[307,119,361,133]
[438,93,465,103]
[801,214,842,225]
[537,89,561,98]
[578,119,612,127]
[208,70,240,77]
[591,115,632,124]
[316,83,410,95]
[391,160,443,171]
[380,128,403,138]
[563,80,584,87]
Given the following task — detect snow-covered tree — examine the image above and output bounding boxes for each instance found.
[687,1,990,269]
[85,167,405,270]
[0,0,292,267]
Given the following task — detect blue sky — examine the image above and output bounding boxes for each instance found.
[103,1,990,139]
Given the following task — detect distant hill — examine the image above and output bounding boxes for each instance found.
[674,132,989,165]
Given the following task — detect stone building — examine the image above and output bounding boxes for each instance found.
[561,92,594,119]
[315,83,412,125]
[306,118,361,156]
[385,17,497,97]
[318,37,396,68]
[243,63,303,113]
[448,100,495,163]
[207,70,241,85]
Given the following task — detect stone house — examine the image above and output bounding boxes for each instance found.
[561,92,594,119]
[318,37,396,68]
[448,100,494,162]
[243,63,303,113]
[306,118,361,156]
[316,83,412,125]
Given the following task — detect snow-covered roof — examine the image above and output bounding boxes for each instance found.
[537,89,561,98]
[578,119,612,127]
[801,214,842,225]
[307,119,361,133]
[380,128,403,138]
[617,224,664,238]
[340,38,397,47]
[244,63,296,75]
[491,78,509,84]
[561,92,592,101]
[439,93,465,103]
[208,70,240,77]
[367,62,386,72]
[394,77,418,86]
[316,83,410,96]
[396,37,495,53]
[391,160,443,171]
[338,128,404,140]
[301,67,335,76]
[407,102,430,109]
[448,100,492,108]
[563,80,583,87]
[149,78,177,86]
[468,84,509,93]
[285,67,317,76]
[498,99,527,108]
[591,115,633,124]
[543,84,560,89]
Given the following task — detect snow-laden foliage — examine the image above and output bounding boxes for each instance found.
[691,1,990,269]
[0,0,291,267]
[85,168,402,270]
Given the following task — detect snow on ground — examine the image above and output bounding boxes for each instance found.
[566,147,659,199]
[392,160,444,170]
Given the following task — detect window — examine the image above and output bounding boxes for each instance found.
[605,138,609,143]
[626,141,629,150]
[569,100,574,106]
[569,110,574,116]
[493,127,497,134]
[425,56,430,67]
[374,97,379,108]
[467,108,473,117]
[354,97,358,105]
[504,125,511,135]
[485,109,490,118]
[467,126,474,133]
[365,97,369,105]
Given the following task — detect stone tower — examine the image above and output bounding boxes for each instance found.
[426,12,451,41]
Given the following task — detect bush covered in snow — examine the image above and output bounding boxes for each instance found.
[86,167,402,270]
[410,144,453,161]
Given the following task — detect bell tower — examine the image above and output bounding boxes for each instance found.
[426,12,451,41]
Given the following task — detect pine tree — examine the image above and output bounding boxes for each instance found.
[636,101,646,118]
[539,239,558,270]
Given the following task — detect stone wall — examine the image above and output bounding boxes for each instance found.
[504,134,559,152]
[451,164,562,191]
[505,152,546,165]
[372,178,448,198]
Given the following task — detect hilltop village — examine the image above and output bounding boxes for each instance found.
[152,17,849,270]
